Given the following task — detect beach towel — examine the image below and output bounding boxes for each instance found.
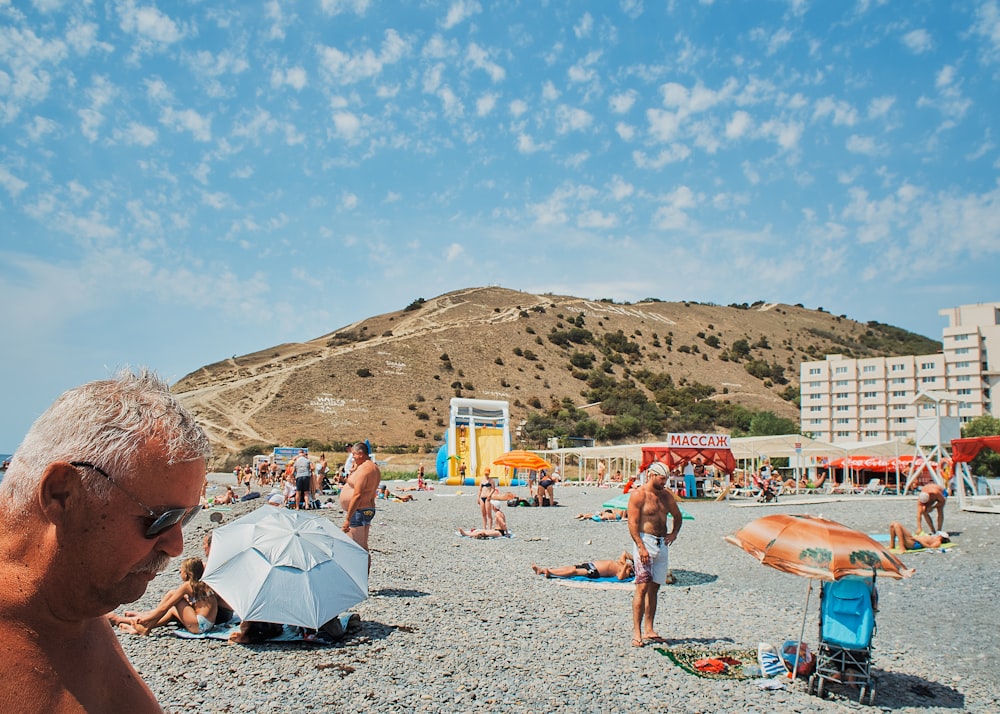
[171,613,358,643]
[549,578,634,591]
[657,645,759,680]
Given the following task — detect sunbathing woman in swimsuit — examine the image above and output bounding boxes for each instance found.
[113,558,219,635]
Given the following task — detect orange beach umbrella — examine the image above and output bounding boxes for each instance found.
[492,450,553,472]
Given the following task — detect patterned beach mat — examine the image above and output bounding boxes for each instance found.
[656,645,759,680]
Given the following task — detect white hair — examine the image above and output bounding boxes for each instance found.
[1,368,210,511]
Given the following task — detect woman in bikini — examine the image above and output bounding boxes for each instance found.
[478,473,496,529]
[113,557,219,636]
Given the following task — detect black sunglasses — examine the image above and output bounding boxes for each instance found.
[70,461,202,538]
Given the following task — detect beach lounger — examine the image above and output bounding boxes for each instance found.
[861,479,885,495]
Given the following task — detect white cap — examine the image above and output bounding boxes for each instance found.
[918,491,930,504]
[646,461,670,478]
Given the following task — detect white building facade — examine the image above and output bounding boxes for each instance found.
[799,302,999,444]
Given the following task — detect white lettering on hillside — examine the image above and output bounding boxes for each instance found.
[580,301,678,325]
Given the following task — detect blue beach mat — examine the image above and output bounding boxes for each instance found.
[566,574,634,583]
[171,613,356,642]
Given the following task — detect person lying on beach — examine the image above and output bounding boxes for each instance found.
[378,484,415,502]
[229,620,284,644]
[889,521,950,550]
[214,485,238,504]
[574,508,626,521]
[458,527,509,538]
[111,558,218,635]
[492,504,507,533]
[531,551,634,580]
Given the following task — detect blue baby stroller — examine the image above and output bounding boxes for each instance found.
[807,575,878,705]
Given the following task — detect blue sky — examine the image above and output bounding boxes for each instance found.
[2,0,999,450]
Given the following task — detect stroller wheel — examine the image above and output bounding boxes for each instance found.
[859,686,867,704]
[867,686,876,706]
[816,677,826,699]
[807,674,817,695]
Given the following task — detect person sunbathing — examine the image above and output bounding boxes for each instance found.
[458,527,508,538]
[113,558,219,635]
[214,485,238,504]
[574,508,626,521]
[889,521,950,550]
[531,551,634,580]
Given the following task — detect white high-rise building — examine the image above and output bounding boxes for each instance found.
[799,302,999,444]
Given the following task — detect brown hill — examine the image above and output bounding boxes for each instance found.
[172,287,939,467]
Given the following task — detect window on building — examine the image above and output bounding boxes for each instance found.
[835,366,848,374]
[862,379,877,385]
[891,364,905,371]
[835,392,848,399]
[891,390,906,398]
[835,380,849,387]
[956,375,971,382]
[809,394,820,400]
[921,376,936,384]
[958,388,972,395]
[893,417,908,424]
[862,391,877,398]
[956,361,971,369]
[864,430,879,437]
[955,347,970,355]
[809,367,821,375]
[863,405,877,411]
[862,365,876,372]
[891,377,906,384]
[835,405,849,412]
[836,431,851,437]
[954,334,969,341]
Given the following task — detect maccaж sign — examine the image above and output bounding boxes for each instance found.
[667,433,731,449]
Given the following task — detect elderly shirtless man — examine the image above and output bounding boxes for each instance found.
[340,442,381,572]
[916,482,947,535]
[627,461,683,648]
[0,369,209,713]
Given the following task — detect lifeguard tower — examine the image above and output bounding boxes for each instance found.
[902,390,961,494]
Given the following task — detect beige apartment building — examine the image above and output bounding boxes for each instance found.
[799,302,1000,444]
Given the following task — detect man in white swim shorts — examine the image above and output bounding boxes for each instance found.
[627,461,683,648]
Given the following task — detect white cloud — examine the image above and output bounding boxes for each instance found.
[332,111,362,141]
[0,166,28,197]
[652,186,696,230]
[759,119,803,151]
[542,80,560,102]
[117,121,158,146]
[568,50,601,84]
[442,0,482,30]
[647,108,681,142]
[970,0,1000,63]
[25,115,59,142]
[318,29,410,85]
[578,210,617,228]
[574,12,593,39]
[555,104,592,134]
[632,145,691,169]
[620,0,643,20]
[917,64,972,119]
[270,66,307,90]
[467,42,505,82]
[341,192,358,210]
[902,29,933,54]
[846,134,879,156]
[117,3,183,46]
[609,175,634,201]
[813,96,858,126]
[320,0,371,16]
[476,92,497,116]
[445,242,464,261]
[517,133,546,153]
[766,28,793,56]
[160,106,212,142]
[609,90,637,114]
[725,110,752,139]
[615,122,636,141]
[509,99,528,118]
[868,95,895,119]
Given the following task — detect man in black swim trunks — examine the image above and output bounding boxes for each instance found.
[340,442,381,575]
[530,551,633,580]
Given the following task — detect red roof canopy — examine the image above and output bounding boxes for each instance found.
[951,436,1000,463]
[641,445,736,475]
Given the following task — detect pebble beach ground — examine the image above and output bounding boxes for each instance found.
[115,476,1000,714]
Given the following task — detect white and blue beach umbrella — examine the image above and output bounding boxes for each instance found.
[203,507,368,630]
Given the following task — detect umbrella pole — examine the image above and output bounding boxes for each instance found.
[791,579,812,680]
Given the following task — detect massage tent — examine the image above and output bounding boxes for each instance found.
[640,433,736,474]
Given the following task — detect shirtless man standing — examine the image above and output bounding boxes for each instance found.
[340,442,381,571]
[627,461,683,647]
[916,482,947,534]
